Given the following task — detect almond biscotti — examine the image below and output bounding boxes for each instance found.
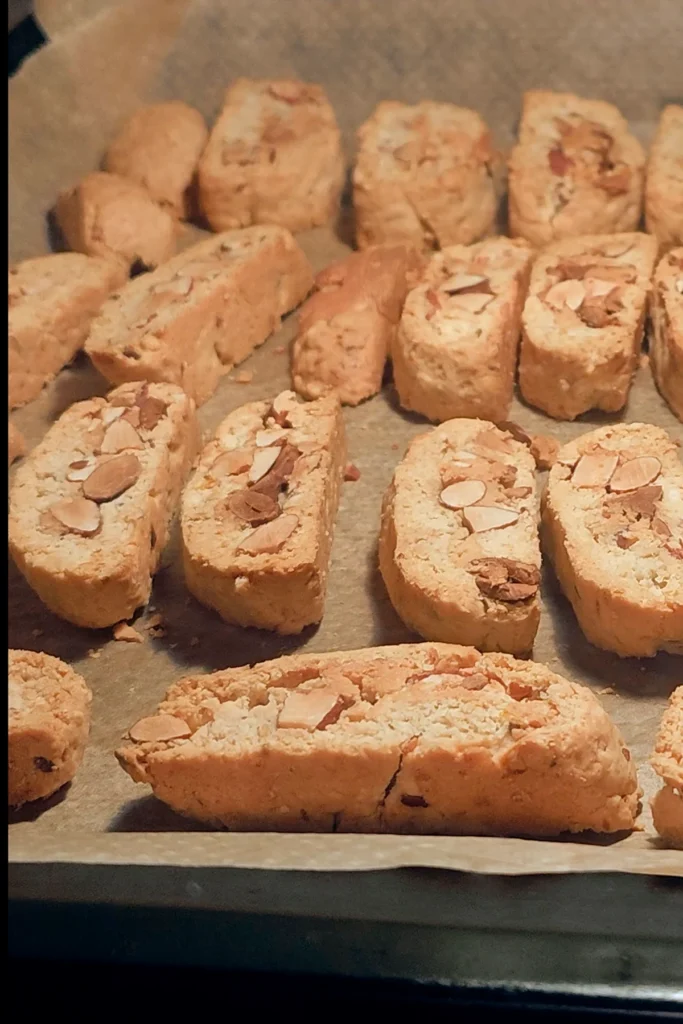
[116,642,638,836]
[651,687,683,848]
[292,244,423,406]
[645,105,683,250]
[55,171,177,271]
[379,420,541,656]
[649,248,683,420]
[542,423,683,658]
[105,101,208,220]
[9,382,199,628]
[181,390,345,634]
[85,226,313,406]
[508,90,645,247]
[9,252,126,409]
[9,649,91,807]
[519,233,658,420]
[198,78,344,233]
[353,101,497,251]
[392,237,533,422]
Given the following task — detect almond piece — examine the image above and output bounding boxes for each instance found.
[129,714,192,743]
[237,513,299,554]
[468,557,540,602]
[440,479,487,509]
[102,406,126,425]
[100,418,145,453]
[344,463,361,482]
[529,433,559,471]
[277,689,347,730]
[584,278,617,299]
[609,457,661,493]
[440,273,490,294]
[447,292,493,314]
[544,279,586,311]
[137,395,167,430]
[226,489,280,525]
[270,390,297,427]
[616,532,638,549]
[676,278,683,295]
[652,517,672,539]
[248,445,281,483]
[48,497,101,535]
[255,428,287,448]
[122,406,142,428]
[211,449,253,477]
[82,453,142,502]
[507,485,533,498]
[66,458,97,482]
[113,622,144,643]
[236,370,253,384]
[462,505,520,532]
[571,452,618,488]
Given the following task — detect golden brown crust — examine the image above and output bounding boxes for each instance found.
[649,248,683,420]
[645,105,683,250]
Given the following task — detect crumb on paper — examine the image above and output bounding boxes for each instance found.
[391,443,399,451]
[274,345,286,355]
[236,370,253,384]
[344,462,361,482]
[87,648,101,660]
[113,622,144,643]
[599,686,616,695]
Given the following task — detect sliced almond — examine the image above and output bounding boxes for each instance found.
[129,714,192,743]
[226,489,280,525]
[270,391,297,427]
[255,427,287,448]
[652,517,672,539]
[451,449,476,463]
[248,445,281,483]
[584,278,617,298]
[462,505,520,533]
[82,453,142,502]
[66,458,97,482]
[137,395,167,430]
[277,689,347,731]
[441,273,488,293]
[48,497,101,536]
[101,406,126,425]
[237,513,299,554]
[544,279,586,311]
[609,456,661,493]
[507,485,533,499]
[122,406,141,428]
[616,532,638,550]
[440,479,487,509]
[210,449,253,477]
[676,278,683,295]
[447,292,493,314]
[344,463,361,482]
[113,622,144,643]
[529,433,559,471]
[101,418,144,454]
[571,452,619,488]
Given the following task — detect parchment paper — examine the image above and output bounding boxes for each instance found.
[8,0,683,876]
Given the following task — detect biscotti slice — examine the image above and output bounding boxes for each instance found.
[392,237,533,422]
[542,423,683,658]
[519,233,658,420]
[651,687,683,848]
[379,420,541,655]
[85,226,313,406]
[353,101,497,251]
[649,248,683,420]
[9,382,199,628]
[55,171,177,271]
[645,105,683,250]
[116,642,638,836]
[9,253,126,409]
[198,78,344,233]
[292,244,423,405]
[181,390,345,633]
[508,90,645,247]
[8,422,25,466]
[105,101,208,220]
[9,649,91,807]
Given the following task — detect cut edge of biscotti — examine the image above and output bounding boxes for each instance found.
[650,687,683,848]
[649,247,683,420]
[116,642,639,837]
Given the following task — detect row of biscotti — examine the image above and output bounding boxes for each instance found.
[50,87,683,270]
[8,647,682,847]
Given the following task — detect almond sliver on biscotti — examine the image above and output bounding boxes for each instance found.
[649,248,683,421]
[542,423,683,657]
[116,642,639,836]
[85,226,313,406]
[9,382,200,628]
[519,232,657,420]
[181,389,345,634]
[379,420,541,656]
[392,237,533,422]
[651,687,683,848]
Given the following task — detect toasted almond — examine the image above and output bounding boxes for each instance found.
[129,714,192,743]
[211,449,253,477]
[441,273,488,293]
[652,517,672,539]
[599,241,634,259]
[544,279,586,311]
[548,147,573,175]
[462,505,520,532]
[137,395,167,430]
[48,497,101,535]
[255,427,287,448]
[609,456,661,493]
[452,449,476,463]
[616,532,638,549]
[248,445,281,483]
[226,489,280,525]
[66,458,97,482]
[101,418,145,453]
[440,479,487,509]
[113,622,144,643]
[344,462,361,482]
[235,370,253,384]
[102,406,126,425]
[122,406,141,428]
[270,390,297,427]
[571,452,619,488]
[447,292,493,314]
[237,513,299,554]
[676,278,683,294]
[82,453,142,502]
[277,689,347,730]
[584,278,617,298]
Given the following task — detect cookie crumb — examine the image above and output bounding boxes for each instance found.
[113,622,144,643]
[599,686,616,695]
[391,443,399,451]
[235,370,253,384]
[274,345,286,355]
[87,648,101,659]
[639,353,649,369]
[344,462,361,481]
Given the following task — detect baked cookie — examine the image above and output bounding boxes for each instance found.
[105,101,208,220]
[117,642,638,836]
[509,90,645,247]
[645,105,683,250]
[198,78,344,233]
[181,390,345,633]
[651,687,683,848]
[86,226,313,406]
[9,382,199,628]
[354,101,497,251]
[292,244,423,405]
[649,247,683,420]
[379,420,541,656]
[519,233,658,420]
[542,423,683,657]
[8,422,25,467]
[392,237,533,422]
[9,252,126,409]
[9,649,91,807]
[55,171,177,270]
